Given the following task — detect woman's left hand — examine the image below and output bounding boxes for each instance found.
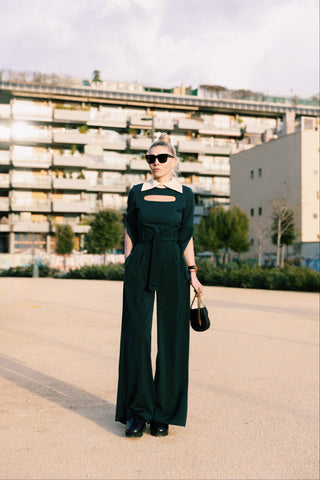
[190,272,203,294]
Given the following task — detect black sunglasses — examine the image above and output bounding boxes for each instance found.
[145,153,175,164]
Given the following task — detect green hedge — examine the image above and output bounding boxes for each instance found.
[0,265,57,277]
[63,263,125,280]
[196,260,320,292]
[0,261,319,292]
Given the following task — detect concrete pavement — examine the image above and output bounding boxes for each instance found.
[0,278,318,480]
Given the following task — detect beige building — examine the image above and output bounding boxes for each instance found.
[230,124,320,264]
[0,70,319,255]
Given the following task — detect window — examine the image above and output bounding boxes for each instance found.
[258,207,262,215]
[250,170,254,179]
[250,208,254,216]
[250,238,254,246]
[258,168,262,177]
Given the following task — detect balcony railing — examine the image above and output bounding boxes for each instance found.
[129,137,153,150]
[178,118,204,130]
[11,151,52,168]
[0,198,9,210]
[129,159,149,171]
[88,113,127,128]
[11,199,51,212]
[52,177,89,190]
[52,154,89,168]
[0,174,10,188]
[53,108,90,122]
[53,130,92,144]
[190,183,230,196]
[199,125,241,137]
[12,129,52,143]
[0,151,10,165]
[52,200,91,213]
[87,157,127,170]
[12,105,52,121]
[178,140,231,155]
[11,175,52,189]
[87,182,127,193]
[12,221,50,233]
[0,105,11,119]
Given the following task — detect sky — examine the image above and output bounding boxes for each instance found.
[1,0,319,98]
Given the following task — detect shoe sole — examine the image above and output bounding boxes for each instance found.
[125,427,145,438]
[150,429,168,437]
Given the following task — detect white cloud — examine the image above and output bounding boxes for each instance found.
[0,0,318,96]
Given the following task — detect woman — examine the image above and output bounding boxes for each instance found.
[115,133,203,437]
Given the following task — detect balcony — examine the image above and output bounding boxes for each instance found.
[0,224,9,232]
[88,112,127,128]
[178,118,204,130]
[52,200,91,213]
[12,103,52,121]
[53,130,91,144]
[0,174,10,188]
[129,137,152,150]
[0,105,11,119]
[0,151,10,166]
[190,184,230,196]
[51,223,90,234]
[11,199,51,212]
[178,140,231,155]
[52,178,89,190]
[0,198,9,211]
[87,181,127,193]
[12,221,50,233]
[52,154,89,168]
[12,127,52,144]
[154,117,174,130]
[87,156,127,171]
[199,125,241,137]
[53,108,90,122]
[11,175,52,189]
[11,150,52,168]
[129,159,149,171]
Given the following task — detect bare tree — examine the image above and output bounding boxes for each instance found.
[269,192,299,267]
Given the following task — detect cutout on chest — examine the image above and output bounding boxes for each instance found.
[144,195,176,202]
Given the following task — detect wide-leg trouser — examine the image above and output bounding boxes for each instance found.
[115,243,190,426]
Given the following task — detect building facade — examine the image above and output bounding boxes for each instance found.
[0,71,319,254]
[230,127,320,264]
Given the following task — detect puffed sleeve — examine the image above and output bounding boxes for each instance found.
[125,187,138,247]
[178,186,195,253]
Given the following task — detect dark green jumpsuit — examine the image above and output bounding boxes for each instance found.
[115,183,195,427]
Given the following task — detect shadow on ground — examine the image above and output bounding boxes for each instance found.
[0,355,124,437]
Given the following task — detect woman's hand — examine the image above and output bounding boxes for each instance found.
[190,271,203,294]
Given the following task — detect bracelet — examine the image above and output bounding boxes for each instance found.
[188,265,197,272]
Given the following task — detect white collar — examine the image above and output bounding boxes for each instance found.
[141,178,183,193]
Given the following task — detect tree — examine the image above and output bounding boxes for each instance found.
[55,224,74,270]
[84,209,123,262]
[271,205,297,267]
[92,70,102,85]
[196,205,249,263]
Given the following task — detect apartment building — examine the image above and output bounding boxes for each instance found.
[230,125,320,263]
[0,71,319,254]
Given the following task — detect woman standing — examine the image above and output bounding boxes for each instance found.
[115,133,203,437]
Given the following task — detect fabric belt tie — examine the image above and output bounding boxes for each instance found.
[139,229,179,291]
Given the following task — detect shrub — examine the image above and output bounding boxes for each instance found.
[63,263,125,281]
[0,265,58,277]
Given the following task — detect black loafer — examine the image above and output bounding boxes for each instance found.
[150,421,169,437]
[126,415,146,437]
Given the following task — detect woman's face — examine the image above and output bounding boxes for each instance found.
[148,145,177,182]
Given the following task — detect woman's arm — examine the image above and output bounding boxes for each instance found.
[184,237,203,294]
[124,229,133,259]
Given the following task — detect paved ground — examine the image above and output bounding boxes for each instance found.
[0,278,318,480]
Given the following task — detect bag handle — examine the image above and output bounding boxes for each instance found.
[191,290,204,325]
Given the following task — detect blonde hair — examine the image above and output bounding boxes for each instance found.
[148,133,180,177]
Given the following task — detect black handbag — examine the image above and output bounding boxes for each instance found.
[190,291,210,332]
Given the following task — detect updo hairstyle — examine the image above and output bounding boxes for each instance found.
[148,132,177,157]
[148,133,179,177]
